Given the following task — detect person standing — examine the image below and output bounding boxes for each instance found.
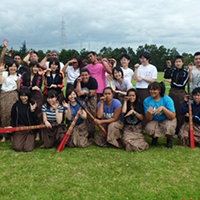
[164,55,189,136]
[133,52,157,128]
[0,59,21,142]
[188,52,200,90]
[85,51,112,100]
[120,53,134,83]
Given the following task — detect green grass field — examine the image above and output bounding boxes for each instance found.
[0,72,199,200]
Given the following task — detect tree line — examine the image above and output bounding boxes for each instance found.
[0,41,194,71]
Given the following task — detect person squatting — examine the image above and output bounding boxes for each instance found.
[0,44,200,152]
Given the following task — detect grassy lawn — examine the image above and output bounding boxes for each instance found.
[0,72,199,200]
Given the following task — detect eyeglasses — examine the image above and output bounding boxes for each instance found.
[72,62,78,64]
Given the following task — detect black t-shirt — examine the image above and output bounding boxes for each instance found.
[124,102,144,125]
[74,76,98,90]
[74,76,98,99]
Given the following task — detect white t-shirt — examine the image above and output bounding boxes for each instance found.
[45,61,64,70]
[136,64,157,89]
[121,67,134,83]
[113,78,133,91]
[65,65,80,84]
[1,71,21,92]
[191,66,200,90]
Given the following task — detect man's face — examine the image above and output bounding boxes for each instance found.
[88,53,97,64]
[51,53,59,58]
[139,56,149,66]
[30,53,39,61]
[14,55,22,65]
[81,72,90,83]
[194,55,200,67]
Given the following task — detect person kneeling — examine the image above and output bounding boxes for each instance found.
[41,90,67,148]
[179,87,200,146]
[144,82,177,148]
[94,87,124,148]
[11,88,38,152]
[63,89,91,147]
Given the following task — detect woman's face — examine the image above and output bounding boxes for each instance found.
[114,70,122,80]
[128,91,136,103]
[47,96,57,106]
[9,63,17,74]
[32,65,39,74]
[103,89,113,102]
[68,91,77,103]
[72,59,79,69]
[50,62,58,72]
[149,88,160,99]
[20,95,28,104]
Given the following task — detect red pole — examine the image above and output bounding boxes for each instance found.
[0,125,46,134]
[188,97,195,148]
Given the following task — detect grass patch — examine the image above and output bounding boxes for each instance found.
[0,72,198,200]
[0,138,200,200]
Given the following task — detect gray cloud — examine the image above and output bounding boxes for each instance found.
[0,0,199,54]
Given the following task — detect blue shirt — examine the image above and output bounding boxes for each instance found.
[97,98,122,120]
[64,102,87,125]
[143,95,175,121]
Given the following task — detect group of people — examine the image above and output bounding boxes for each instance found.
[0,39,200,152]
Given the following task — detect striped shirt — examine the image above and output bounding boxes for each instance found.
[42,104,64,123]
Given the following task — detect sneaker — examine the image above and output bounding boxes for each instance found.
[166,139,173,148]
[151,137,158,146]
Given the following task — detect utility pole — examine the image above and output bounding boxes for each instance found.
[61,17,66,50]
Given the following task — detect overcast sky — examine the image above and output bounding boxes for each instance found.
[1,0,199,54]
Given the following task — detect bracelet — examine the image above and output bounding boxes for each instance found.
[135,112,138,117]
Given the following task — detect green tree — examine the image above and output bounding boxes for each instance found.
[19,41,28,58]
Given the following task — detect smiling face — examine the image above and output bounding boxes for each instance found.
[81,71,90,83]
[120,57,130,68]
[68,91,77,103]
[87,53,97,64]
[193,93,200,105]
[149,88,161,100]
[31,65,39,74]
[50,62,59,72]
[20,95,28,104]
[8,63,18,75]
[127,91,136,103]
[114,69,122,80]
[47,96,57,106]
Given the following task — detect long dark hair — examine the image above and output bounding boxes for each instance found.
[148,81,166,97]
[49,58,60,72]
[73,55,83,70]
[19,88,32,103]
[46,89,58,108]
[65,89,78,103]
[26,61,40,86]
[126,88,140,111]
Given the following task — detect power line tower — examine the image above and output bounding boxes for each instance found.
[61,17,66,50]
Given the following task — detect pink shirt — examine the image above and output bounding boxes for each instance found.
[85,63,106,94]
